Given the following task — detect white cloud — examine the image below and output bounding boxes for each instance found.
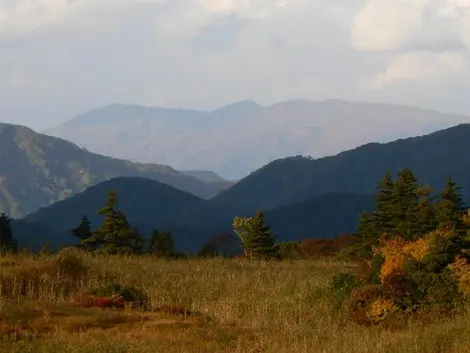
[350,0,425,51]
[360,51,470,90]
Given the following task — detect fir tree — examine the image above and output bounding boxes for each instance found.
[435,177,466,231]
[414,184,438,238]
[391,168,421,240]
[355,211,376,257]
[148,230,175,257]
[374,171,396,236]
[233,210,279,259]
[72,215,93,249]
[0,213,16,252]
[85,190,143,254]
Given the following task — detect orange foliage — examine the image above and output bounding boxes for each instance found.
[378,236,431,284]
[298,234,356,259]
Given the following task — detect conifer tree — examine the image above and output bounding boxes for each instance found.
[355,211,376,257]
[85,190,143,254]
[72,215,93,249]
[391,168,421,240]
[233,210,279,259]
[435,177,466,231]
[0,213,16,252]
[414,184,438,238]
[374,171,395,235]
[148,229,175,257]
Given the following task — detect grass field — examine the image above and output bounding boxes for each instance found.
[1,249,470,353]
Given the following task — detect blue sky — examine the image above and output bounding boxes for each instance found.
[0,0,470,130]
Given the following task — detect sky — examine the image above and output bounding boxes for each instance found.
[0,0,469,130]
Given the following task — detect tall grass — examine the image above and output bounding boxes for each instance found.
[1,248,470,352]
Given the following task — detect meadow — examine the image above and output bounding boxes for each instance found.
[0,249,469,353]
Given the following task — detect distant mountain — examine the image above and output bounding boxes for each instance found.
[213,124,470,214]
[45,99,469,179]
[20,177,374,252]
[0,123,224,218]
[179,170,226,183]
[22,177,234,252]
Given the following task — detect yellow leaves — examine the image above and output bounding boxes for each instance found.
[366,297,397,323]
[378,236,431,284]
[449,256,470,296]
[403,238,430,262]
[232,216,253,242]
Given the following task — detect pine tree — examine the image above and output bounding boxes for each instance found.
[354,172,396,256]
[355,211,376,257]
[414,184,438,238]
[233,210,279,259]
[72,215,93,249]
[85,190,143,254]
[148,229,175,257]
[435,177,466,231]
[391,168,421,240]
[0,213,16,252]
[374,171,396,236]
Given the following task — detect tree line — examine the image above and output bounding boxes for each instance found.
[3,167,467,260]
[354,167,470,257]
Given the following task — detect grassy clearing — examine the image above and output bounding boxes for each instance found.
[1,250,470,352]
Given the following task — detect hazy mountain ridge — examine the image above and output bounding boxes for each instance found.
[20,177,373,252]
[45,99,470,179]
[0,123,225,218]
[212,124,470,214]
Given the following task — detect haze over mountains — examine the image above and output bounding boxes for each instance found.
[45,99,470,179]
[0,123,226,218]
[3,116,470,252]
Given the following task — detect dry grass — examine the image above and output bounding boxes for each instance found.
[1,248,470,352]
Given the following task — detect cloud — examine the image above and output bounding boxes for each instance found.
[0,0,469,131]
[350,0,470,52]
[360,51,470,90]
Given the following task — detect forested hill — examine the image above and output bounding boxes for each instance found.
[0,123,224,218]
[212,124,470,214]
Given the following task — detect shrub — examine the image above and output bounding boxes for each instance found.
[87,283,148,308]
[329,272,363,309]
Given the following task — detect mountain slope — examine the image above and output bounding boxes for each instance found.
[21,177,375,251]
[213,124,470,214]
[179,170,227,183]
[265,193,374,241]
[0,123,223,217]
[22,177,234,252]
[45,100,469,179]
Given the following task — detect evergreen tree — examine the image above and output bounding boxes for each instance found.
[85,190,143,254]
[414,184,438,238]
[374,171,396,236]
[0,213,16,252]
[233,210,279,259]
[435,177,466,231]
[72,215,93,249]
[148,229,175,257]
[355,211,376,257]
[391,168,421,240]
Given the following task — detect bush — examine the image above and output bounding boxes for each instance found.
[87,283,148,308]
[329,272,363,309]
[339,230,470,325]
[345,285,397,325]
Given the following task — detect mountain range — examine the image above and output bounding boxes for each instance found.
[44,100,470,179]
[3,104,470,253]
[213,124,470,214]
[0,123,226,218]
